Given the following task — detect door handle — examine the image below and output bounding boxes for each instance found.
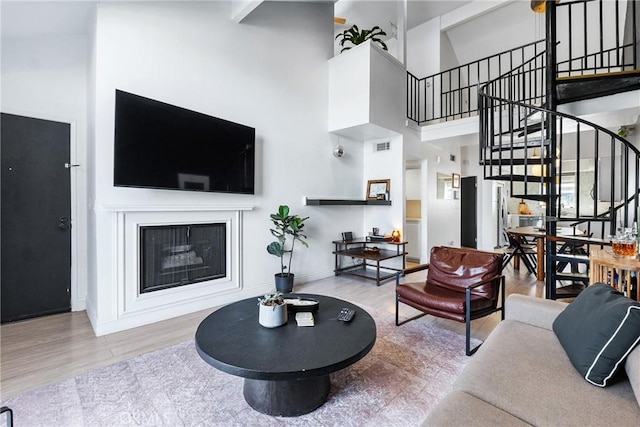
[58,217,72,231]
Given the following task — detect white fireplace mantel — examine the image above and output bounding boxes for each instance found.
[100,204,254,212]
[93,204,253,335]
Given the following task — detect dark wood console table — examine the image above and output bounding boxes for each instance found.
[332,237,407,286]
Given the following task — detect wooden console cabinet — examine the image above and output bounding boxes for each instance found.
[589,248,639,301]
[332,238,407,286]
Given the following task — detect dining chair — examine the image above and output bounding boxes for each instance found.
[502,231,537,275]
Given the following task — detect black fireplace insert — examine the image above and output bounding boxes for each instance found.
[140,223,226,293]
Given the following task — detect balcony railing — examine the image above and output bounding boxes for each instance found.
[407,40,545,125]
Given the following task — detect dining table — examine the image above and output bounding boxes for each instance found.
[505,226,592,281]
[506,226,547,280]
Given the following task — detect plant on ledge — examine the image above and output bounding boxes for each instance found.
[267,205,309,293]
[335,25,388,53]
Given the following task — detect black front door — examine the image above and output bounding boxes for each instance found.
[1,113,72,322]
[460,176,477,249]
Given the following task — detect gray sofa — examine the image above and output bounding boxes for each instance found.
[423,294,640,426]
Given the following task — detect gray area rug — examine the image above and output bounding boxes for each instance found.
[1,307,477,426]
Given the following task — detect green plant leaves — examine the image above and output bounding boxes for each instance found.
[336,24,388,53]
[266,241,284,257]
[267,205,309,274]
[278,204,289,218]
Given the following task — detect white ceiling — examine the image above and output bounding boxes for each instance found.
[1,0,536,74]
[1,0,474,41]
[334,0,475,35]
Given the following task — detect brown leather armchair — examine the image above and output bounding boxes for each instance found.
[395,246,505,356]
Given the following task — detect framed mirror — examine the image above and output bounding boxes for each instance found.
[437,173,453,200]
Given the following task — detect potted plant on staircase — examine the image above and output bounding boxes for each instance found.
[267,205,309,293]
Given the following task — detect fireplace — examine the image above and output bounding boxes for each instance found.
[91,206,248,336]
[140,223,226,293]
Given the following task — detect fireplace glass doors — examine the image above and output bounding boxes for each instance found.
[140,223,226,293]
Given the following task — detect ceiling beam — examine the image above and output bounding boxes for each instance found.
[231,0,263,24]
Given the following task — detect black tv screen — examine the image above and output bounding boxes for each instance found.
[114,90,255,194]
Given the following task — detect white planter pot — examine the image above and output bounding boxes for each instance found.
[258,303,288,328]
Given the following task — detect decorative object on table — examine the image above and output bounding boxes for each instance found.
[257,292,287,328]
[267,205,309,293]
[295,312,314,327]
[335,24,388,53]
[367,234,389,242]
[366,179,390,200]
[363,246,380,253]
[338,308,356,322]
[284,297,319,313]
[372,227,379,236]
[610,227,637,257]
[341,231,353,241]
[452,173,460,189]
[391,229,401,243]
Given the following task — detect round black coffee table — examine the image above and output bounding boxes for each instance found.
[195,294,376,416]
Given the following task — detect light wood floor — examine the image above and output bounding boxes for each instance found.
[0,265,542,400]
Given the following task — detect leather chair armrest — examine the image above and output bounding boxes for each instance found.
[396,265,431,286]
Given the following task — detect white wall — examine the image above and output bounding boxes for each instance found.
[85,1,362,332]
[423,142,462,252]
[406,17,441,77]
[1,34,90,312]
[363,135,404,236]
[444,1,539,67]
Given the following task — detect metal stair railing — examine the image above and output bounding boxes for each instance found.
[479,0,640,299]
[480,88,640,234]
[556,0,638,77]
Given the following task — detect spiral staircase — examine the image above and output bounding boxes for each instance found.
[411,0,640,299]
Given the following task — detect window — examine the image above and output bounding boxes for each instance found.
[559,173,576,209]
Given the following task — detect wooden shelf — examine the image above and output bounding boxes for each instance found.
[333,238,406,286]
[305,198,391,206]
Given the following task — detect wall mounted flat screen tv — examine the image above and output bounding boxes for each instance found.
[114,89,255,194]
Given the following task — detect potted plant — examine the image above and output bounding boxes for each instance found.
[257,292,287,328]
[267,205,309,293]
[335,24,388,53]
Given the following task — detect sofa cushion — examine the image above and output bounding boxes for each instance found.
[454,319,640,426]
[422,390,531,427]
[504,293,567,330]
[552,283,640,387]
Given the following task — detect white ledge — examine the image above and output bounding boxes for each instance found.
[99,205,254,212]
